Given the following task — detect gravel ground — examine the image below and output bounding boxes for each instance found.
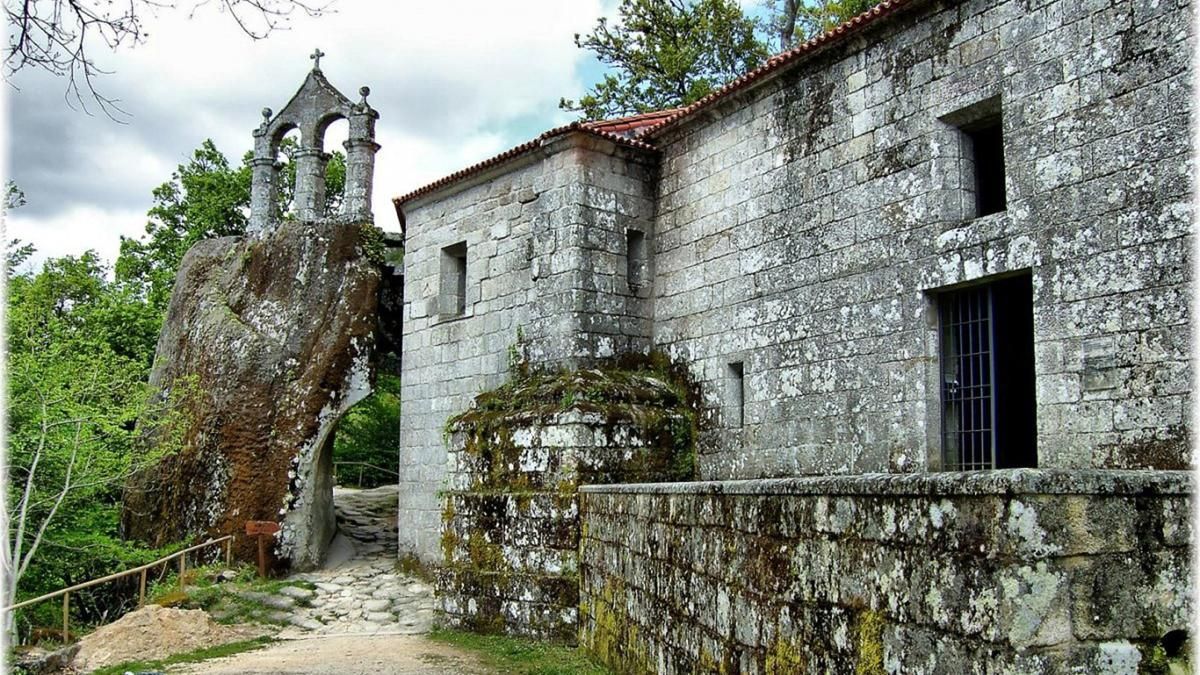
[168,633,491,674]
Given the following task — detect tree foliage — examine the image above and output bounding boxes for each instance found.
[763,0,878,50]
[2,139,367,641]
[5,0,329,117]
[562,0,769,120]
[331,374,400,489]
[3,249,191,637]
[115,138,346,314]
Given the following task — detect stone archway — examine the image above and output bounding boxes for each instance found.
[121,54,388,573]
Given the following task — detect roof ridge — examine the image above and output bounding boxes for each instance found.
[393,0,913,208]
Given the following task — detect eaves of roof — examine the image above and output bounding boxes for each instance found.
[392,123,656,207]
[582,108,684,136]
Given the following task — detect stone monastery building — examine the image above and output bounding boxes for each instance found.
[125,0,1191,670]
[384,0,1193,669]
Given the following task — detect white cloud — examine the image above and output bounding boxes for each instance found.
[7,0,606,264]
[7,206,147,271]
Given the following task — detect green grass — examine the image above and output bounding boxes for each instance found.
[89,636,275,675]
[145,563,317,626]
[429,628,611,674]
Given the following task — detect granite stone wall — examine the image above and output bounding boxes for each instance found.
[399,137,657,562]
[440,391,693,641]
[649,0,1193,478]
[398,0,1193,567]
[579,471,1192,673]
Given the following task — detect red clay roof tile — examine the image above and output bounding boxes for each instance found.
[642,0,910,137]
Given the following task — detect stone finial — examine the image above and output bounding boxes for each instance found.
[359,86,370,106]
[258,107,273,132]
[310,48,326,71]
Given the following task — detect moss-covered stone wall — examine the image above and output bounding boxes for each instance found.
[439,361,698,641]
[580,470,1193,673]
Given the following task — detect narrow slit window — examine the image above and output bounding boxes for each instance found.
[728,362,745,428]
[626,228,648,290]
[937,274,1036,470]
[440,241,467,317]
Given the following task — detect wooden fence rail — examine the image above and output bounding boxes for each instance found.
[2,535,234,643]
[332,461,399,486]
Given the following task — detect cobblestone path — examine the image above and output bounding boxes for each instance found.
[274,485,436,637]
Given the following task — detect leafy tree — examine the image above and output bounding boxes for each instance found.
[562,0,769,120]
[115,140,251,314]
[331,374,400,488]
[3,250,190,639]
[5,0,329,118]
[115,138,346,314]
[4,182,34,274]
[4,181,26,212]
[764,0,878,50]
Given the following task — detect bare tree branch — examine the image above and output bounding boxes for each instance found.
[5,0,332,119]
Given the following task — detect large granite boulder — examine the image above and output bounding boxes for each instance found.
[121,218,383,570]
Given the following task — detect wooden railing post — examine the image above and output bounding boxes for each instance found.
[1,534,233,641]
[225,536,233,566]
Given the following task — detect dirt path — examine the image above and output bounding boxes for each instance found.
[168,633,490,674]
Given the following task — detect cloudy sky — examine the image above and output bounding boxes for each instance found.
[4,0,623,269]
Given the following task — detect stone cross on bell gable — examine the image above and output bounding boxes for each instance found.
[248,50,380,233]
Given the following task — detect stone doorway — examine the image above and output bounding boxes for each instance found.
[320,371,401,567]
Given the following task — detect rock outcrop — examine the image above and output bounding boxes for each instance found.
[122,218,383,570]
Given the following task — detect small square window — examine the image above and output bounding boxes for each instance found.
[941,96,1007,219]
[440,242,467,317]
[936,274,1036,470]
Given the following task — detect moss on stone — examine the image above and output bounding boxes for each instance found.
[586,578,654,674]
[446,351,700,484]
[765,636,806,675]
[440,351,703,644]
[440,499,458,562]
[855,609,885,675]
[358,223,388,265]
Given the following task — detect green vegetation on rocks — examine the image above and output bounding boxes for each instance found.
[448,351,701,485]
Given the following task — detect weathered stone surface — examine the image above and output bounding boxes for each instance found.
[121,217,382,570]
[394,0,1194,564]
[579,471,1193,673]
[438,362,697,641]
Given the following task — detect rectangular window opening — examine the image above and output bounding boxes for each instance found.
[963,115,1007,217]
[440,241,467,317]
[941,97,1007,220]
[626,228,648,290]
[728,361,745,428]
[937,274,1035,470]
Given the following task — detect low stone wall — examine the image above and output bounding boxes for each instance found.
[579,471,1192,674]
